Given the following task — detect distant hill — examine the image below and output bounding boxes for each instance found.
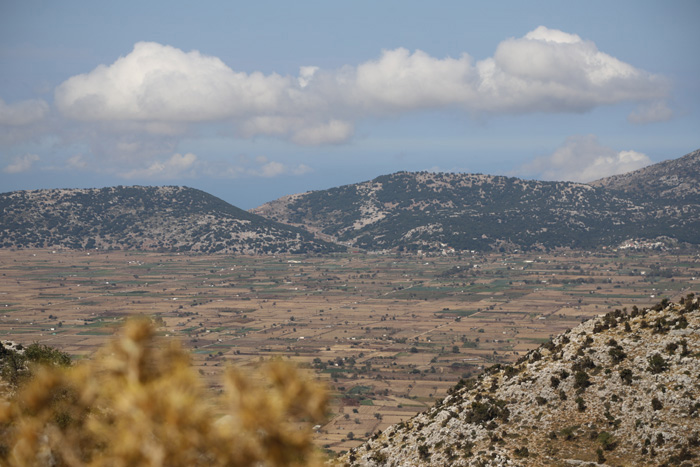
[0,186,344,254]
[253,148,700,252]
[342,295,700,466]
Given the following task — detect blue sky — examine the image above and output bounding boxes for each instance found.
[1,1,698,209]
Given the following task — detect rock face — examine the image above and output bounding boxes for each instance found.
[341,295,700,466]
[0,186,344,254]
[253,148,700,252]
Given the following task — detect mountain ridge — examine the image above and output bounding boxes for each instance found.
[253,148,700,252]
[2,147,698,255]
[0,185,344,254]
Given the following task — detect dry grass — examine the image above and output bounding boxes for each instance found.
[0,318,328,466]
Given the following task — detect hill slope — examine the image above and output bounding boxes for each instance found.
[590,148,700,201]
[253,148,700,251]
[342,295,700,466]
[0,186,344,254]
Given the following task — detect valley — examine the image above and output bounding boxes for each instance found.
[1,247,698,454]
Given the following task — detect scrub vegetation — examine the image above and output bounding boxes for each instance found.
[0,319,328,466]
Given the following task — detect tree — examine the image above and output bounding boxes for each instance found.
[619,368,634,385]
[647,353,668,374]
[596,448,606,463]
[573,371,591,390]
[417,444,430,460]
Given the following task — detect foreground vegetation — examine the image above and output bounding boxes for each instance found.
[0,319,328,466]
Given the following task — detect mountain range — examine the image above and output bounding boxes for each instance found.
[1,147,698,254]
[253,148,700,252]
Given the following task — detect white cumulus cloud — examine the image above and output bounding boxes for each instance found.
[119,152,312,181]
[53,27,668,150]
[335,25,666,115]
[55,42,291,122]
[291,120,354,145]
[628,100,673,124]
[0,98,49,126]
[247,156,313,178]
[256,161,286,177]
[122,152,198,179]
[478,26,665,113]
[66,154,88,169]
[3,154,40,174]
[350,48,476,112]
[518,135,652,182]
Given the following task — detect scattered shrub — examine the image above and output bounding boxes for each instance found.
[619,368,634,385]
[598,431,617,451]
[666,341,679,355]
[573,371,591,390]
[464,398,510,425]
[0,342,71,387]
[550,376,560,389]
[647,353,668,374]
[571,356,595,372]
[417,444,430,460]
[561,425,579,441]
[596,448,606,463]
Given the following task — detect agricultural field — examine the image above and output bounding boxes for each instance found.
[1,248,698,453]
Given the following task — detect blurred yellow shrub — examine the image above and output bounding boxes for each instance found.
[0,318,328,466]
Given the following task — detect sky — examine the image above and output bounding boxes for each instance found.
[1,1,699,209]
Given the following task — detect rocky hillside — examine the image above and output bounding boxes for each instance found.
[340,295,700,466]
[253,148,700,252]
[0,186,344,255]
[591,148,700,201]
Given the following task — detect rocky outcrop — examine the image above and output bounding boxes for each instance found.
[341,295,700,466]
